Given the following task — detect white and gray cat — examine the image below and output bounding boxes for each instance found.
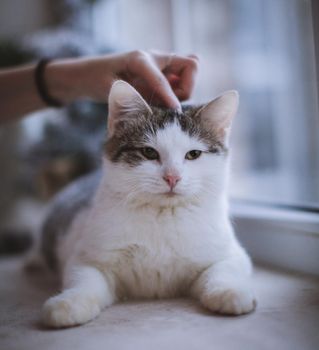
[36,80,256,328]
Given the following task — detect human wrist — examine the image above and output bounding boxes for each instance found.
[34,59,63,107]
[45,58,84,105]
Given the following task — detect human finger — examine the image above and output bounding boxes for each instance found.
[129,51,181,109]
[165,55,199,101]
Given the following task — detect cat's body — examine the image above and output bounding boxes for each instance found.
[39,81,256,328]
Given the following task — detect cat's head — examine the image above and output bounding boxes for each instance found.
[104,80,238,207]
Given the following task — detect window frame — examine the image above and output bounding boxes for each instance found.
[312,0,319,107]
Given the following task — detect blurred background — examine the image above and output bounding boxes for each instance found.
[0,0,318,253]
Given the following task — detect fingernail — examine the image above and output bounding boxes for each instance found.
[171,96,182,111]
[175,101,182,112]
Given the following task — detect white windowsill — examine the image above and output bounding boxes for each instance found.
[230,201,319,277]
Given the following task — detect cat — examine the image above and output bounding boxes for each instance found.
[38,80,256,328]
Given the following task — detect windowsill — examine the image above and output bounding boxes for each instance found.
[231,200,319,234]
[231,200,319,277]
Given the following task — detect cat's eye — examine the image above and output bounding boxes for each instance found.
[141,147,160,160]
[185,150,202,160]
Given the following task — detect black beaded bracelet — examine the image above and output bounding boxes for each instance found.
[34,59,63,108]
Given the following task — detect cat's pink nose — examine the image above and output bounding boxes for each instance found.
[163,174,181,189]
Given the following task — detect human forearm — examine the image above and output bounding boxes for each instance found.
[0,64,46,123]
[0,58,102,123]
[0,56,123,123]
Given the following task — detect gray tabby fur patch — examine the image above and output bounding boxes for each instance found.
[105,106,227,167]
[41,170,101,269]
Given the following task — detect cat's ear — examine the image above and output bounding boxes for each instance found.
[108,80,152,135]
[196,90,239,144]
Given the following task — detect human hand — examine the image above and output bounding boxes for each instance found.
[115,50,199,110]
[46,50,199,110]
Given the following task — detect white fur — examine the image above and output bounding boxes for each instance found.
[42,83,255,328]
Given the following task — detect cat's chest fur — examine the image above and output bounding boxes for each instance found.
[74,200,230,299]
[104,241,202,299]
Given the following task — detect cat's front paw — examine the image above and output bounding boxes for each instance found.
[42,292,102,328]
[200,286,256,315]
